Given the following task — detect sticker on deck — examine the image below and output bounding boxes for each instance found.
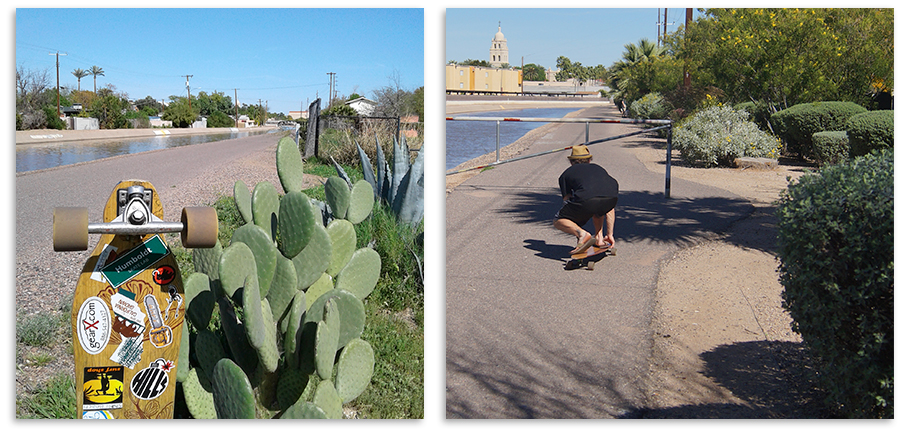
[101,235,169,288]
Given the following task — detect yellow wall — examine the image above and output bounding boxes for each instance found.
[446,65,522,93]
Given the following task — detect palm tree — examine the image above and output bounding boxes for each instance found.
[90,65,105,94]
[72,68,89,91]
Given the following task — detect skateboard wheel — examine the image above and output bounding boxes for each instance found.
[181,207,218,248]
[53,207,89,251]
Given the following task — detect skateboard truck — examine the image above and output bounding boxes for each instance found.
[53,184,218,252]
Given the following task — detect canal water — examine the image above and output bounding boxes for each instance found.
[445,107,586,171]
[16,130,275,173]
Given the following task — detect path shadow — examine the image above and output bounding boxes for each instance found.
[619,340,831,419]
[446,324,644,418]
[492,188,755,250]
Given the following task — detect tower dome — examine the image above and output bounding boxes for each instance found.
[489,22,509,68]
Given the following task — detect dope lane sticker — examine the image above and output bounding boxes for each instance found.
[83,366,124,411]
[77,297,112,355]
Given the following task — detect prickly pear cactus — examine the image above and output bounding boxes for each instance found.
[180,136,382,419]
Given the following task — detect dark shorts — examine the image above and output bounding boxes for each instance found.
[554,196,618,226]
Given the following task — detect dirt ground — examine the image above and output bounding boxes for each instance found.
[447,108,831,418]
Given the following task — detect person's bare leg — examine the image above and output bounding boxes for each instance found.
[591,215,605,246]
[554,218,594,253]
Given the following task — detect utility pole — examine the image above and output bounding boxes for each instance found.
[182,75,193,110]
[49,51,67,119]
[233,88,239,128]
[327,72,336,108]
[684,8,693,89]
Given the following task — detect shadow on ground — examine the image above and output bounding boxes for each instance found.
[486,187,757,251]
[620,340,831,419]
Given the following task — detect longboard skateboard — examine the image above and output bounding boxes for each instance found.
[53,180,218,419]
[565,244,617,270]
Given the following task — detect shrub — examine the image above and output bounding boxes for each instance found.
[776,148,894,418]
[847,110,894,158]
[770,101,868,160]
[810,131,849,165]
[672,104,781,167]
[628,92,674,120]
[734,101,772,133]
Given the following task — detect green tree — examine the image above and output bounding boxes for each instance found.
[522,63,546,81]
[71,68,89,91]
[207,110,235,128]
[605,39,678,106]
[89,92,129,129]
[89,65,104,94]
[162,96,199,128]
[680,8,893,112]
[460,59,491,67]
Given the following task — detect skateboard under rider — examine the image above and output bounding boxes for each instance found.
[53,180,218,419]
[564,244,617,270]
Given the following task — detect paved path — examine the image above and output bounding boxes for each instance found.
[445,105,754,418]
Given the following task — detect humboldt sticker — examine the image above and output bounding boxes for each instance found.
[83,366,124,411]
[76,297,111,355]
[130,359,174,401]
[101,235,169,288]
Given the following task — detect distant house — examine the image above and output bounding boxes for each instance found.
[289,110,308,120]
[346,97,376,116]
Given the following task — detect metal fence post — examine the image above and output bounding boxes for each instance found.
[495,120,501,163]
[665,125,673,198]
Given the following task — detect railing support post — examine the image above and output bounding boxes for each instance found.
[665,125,673,198]
[495,120,501,163]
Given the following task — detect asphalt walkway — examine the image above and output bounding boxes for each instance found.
[445,104,754,418]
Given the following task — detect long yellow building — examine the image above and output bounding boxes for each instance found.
[446,64,522,94]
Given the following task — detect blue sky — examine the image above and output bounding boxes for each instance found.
[15,8,424,114]
[446,8,692,72]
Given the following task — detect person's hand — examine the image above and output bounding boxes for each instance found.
[603,235,615,249]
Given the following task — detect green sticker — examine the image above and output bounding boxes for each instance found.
[102,235,169,288]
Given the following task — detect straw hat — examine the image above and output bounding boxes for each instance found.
[568,145,592,160]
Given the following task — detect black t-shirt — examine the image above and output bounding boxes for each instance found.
[558,163,618,202]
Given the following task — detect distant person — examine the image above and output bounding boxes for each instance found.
[553,145,618,254]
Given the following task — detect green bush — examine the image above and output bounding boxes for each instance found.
[847,110,894,158]
[672,104,781,167]
[776,148,894,418]
[628,92,673,120]
[810,131,849,165]
[734,101,772,133]
[770,101,868,160]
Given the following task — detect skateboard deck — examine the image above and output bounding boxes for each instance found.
[55,180,217,419]
[565,245,617,270]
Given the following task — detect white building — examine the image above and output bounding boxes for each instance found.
[346,97,376,116]
[489,23,509,68]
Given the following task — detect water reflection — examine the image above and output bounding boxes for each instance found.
[445,107,585,170]
[16,130,273,173]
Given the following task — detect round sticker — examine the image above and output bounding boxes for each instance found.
[77,297,112,355]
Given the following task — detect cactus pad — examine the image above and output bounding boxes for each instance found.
[256,299,280,373]
[334,338,375,403]
[291,222,332,290]
[278,191,317,258]
[231,223,278,299]
[184,272,215,329]
[276,136,305,193]
[218,241,257,299]
[192,239,222,281]
[346,179,375,224]
[281,401,328,419]
[276,369,311,412]
[183,368,217,419]
[282,289,306,369]
[314,299,341,380]
[306,288,365,349]
[324,176,351,220]
[267,253,299,325]
[211,358,256,419]
[334,247,381,300]
[234,180,253,224]
[194,329,227,380]
[312,379,343,419]
[251,181,280,240]
[304,273,334,311]
[325,219,356,276]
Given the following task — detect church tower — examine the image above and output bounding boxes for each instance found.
[489,22,509,68]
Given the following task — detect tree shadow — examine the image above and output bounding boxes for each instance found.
[618,340,831,419]
[446,323,645,418]
[491,187,756,252]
